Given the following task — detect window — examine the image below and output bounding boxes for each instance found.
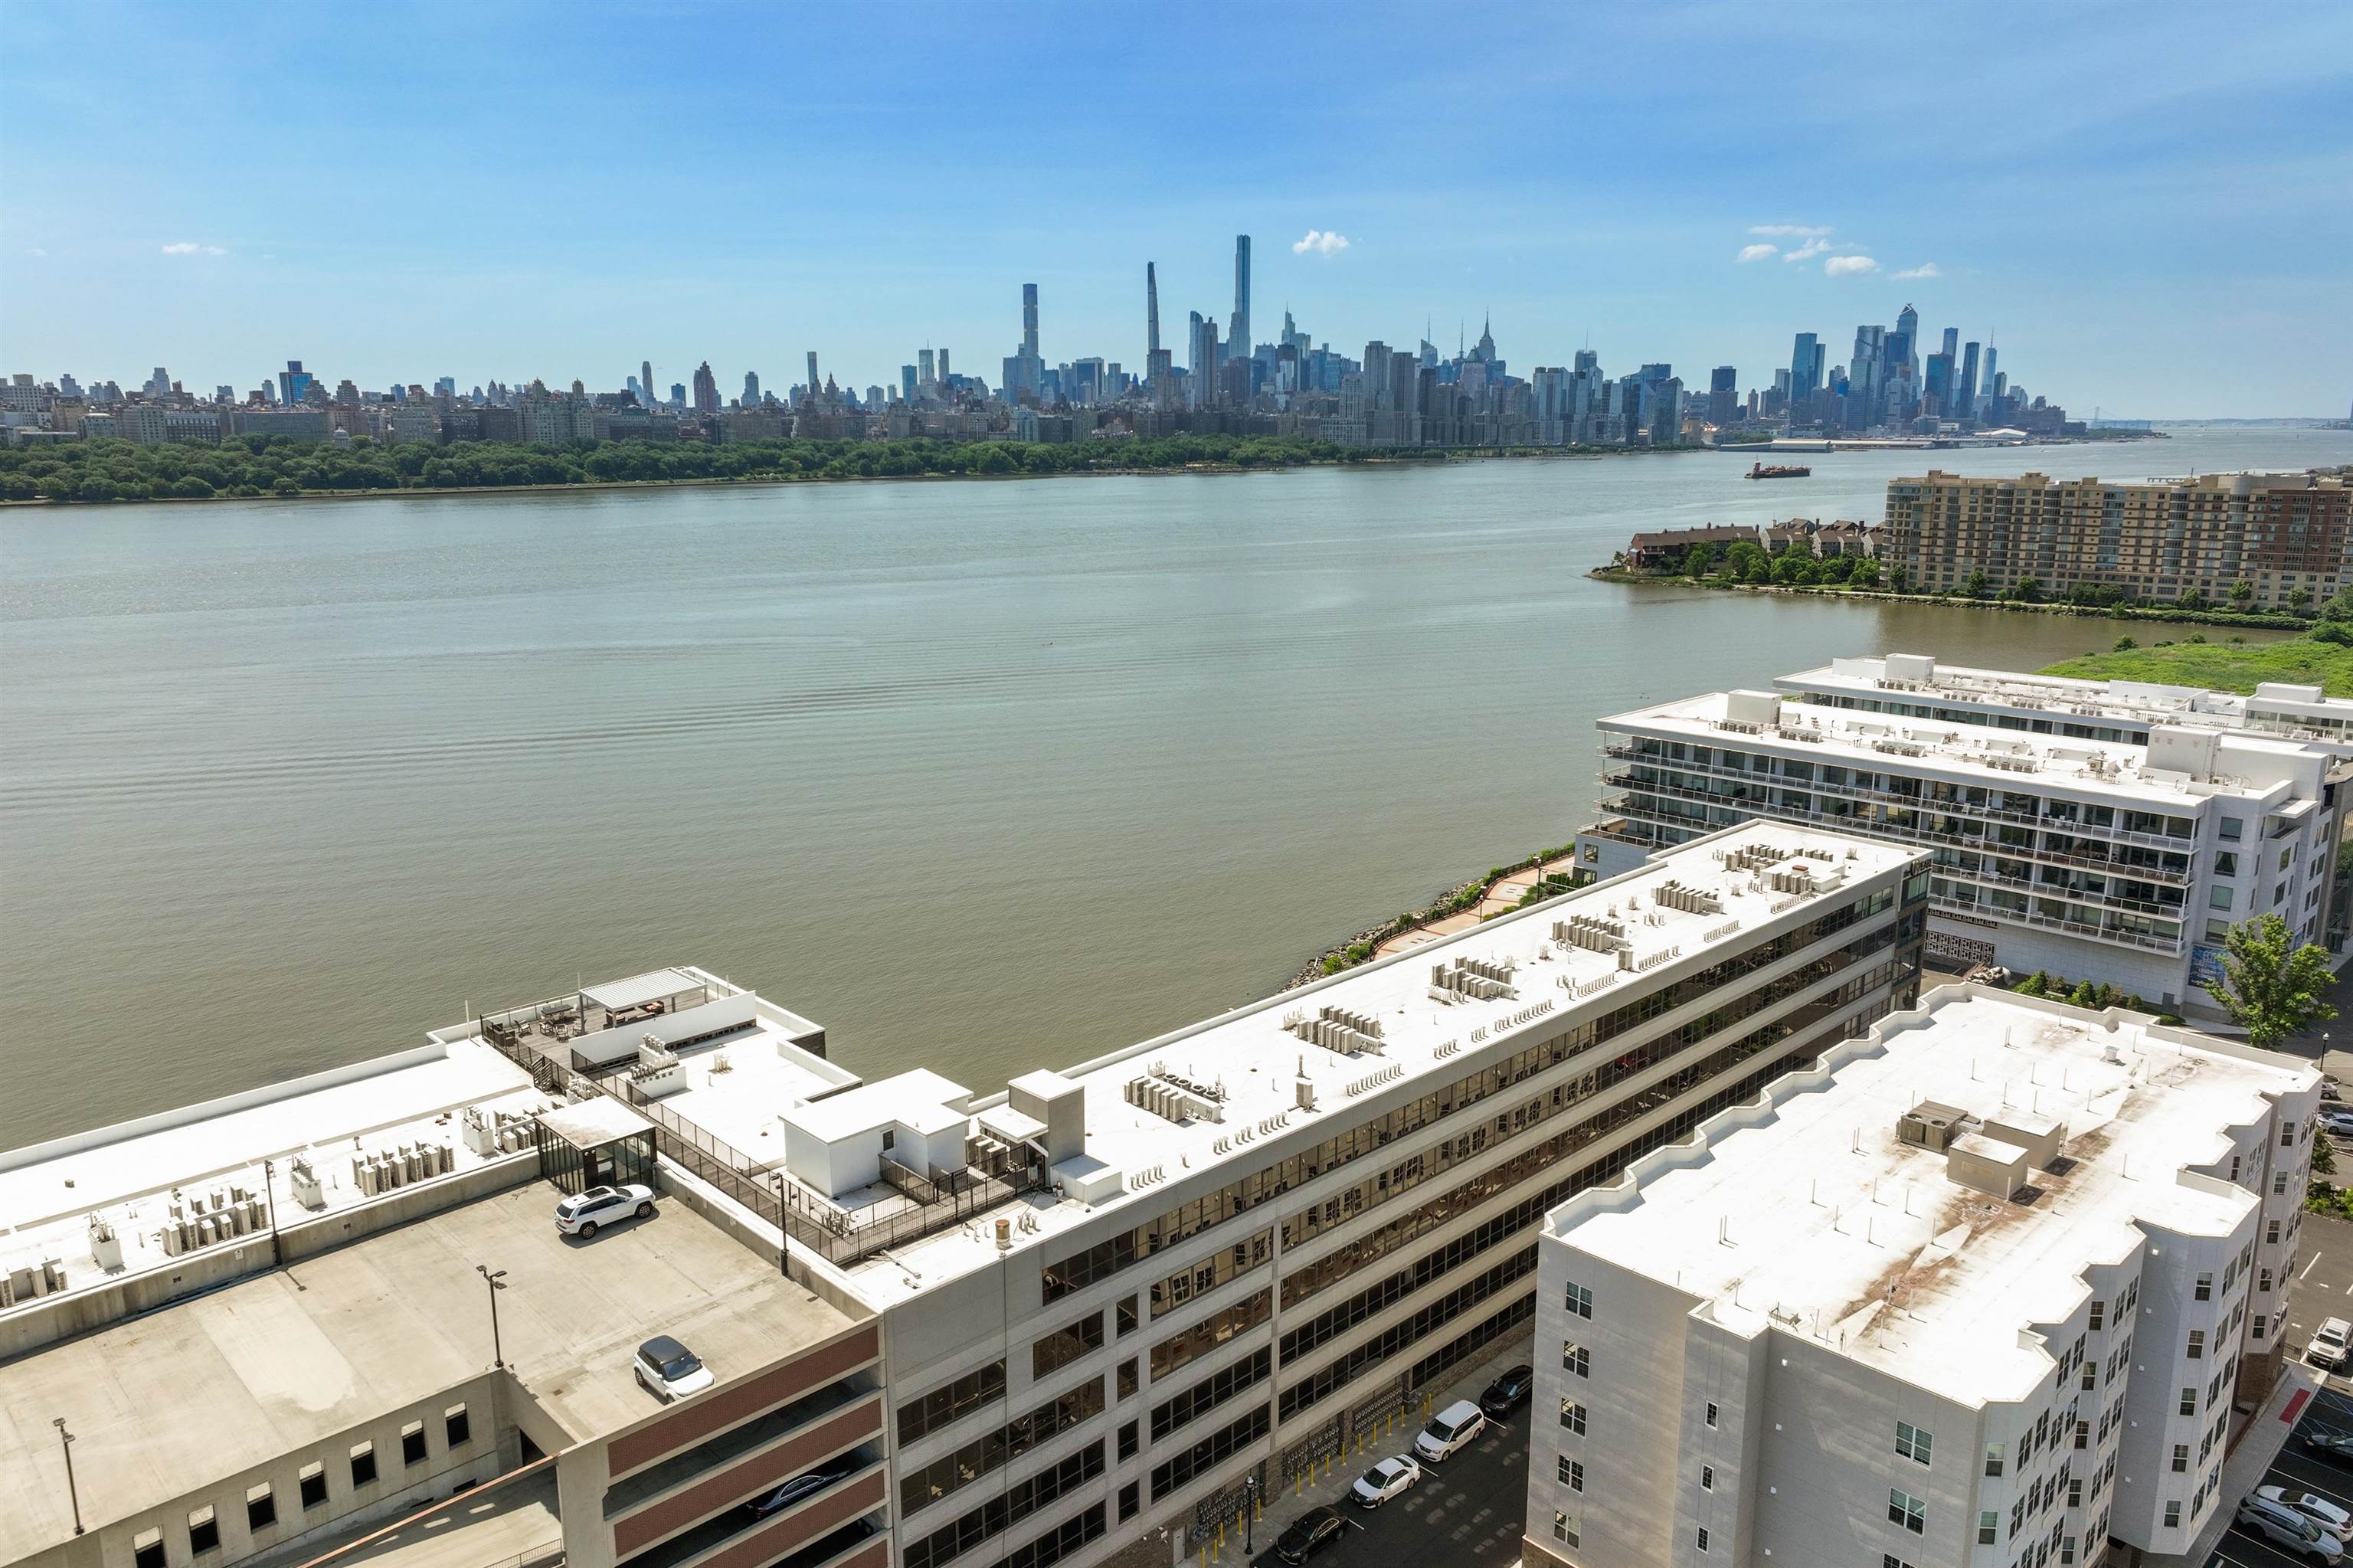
[1118,1359,1139,1400]
[1889,1489,1926,1534]
[1564,1282,1592,1319]
[2221,816,2243,841]
[906,1377,1108,1516]
[1152,1290,1268,1380]
[1704,1401,1719,1429]
[1560,1399,1587,1435]
[1884,1558,1918,1568]
[445,1403,471,1447]
[2276,1172,2291,1196]
[188,1507,221,1556]
[900,1360,1008,1442]
[903,1444,1108,1568]
[2193,1272,2212,1301]
[1979,1511,2000,1546]
[1553,1512,1579,1548]
[1563,1342,1589,1378]
[1895,1421,1932,1465]
[1116,1296,1139,1337]
[2270,1220,2283,1243]
[2186,1331,2205,1360]
[401,1419,427,1466]
[1985,1442,2005,1478]
[2256,1315,2269,1341]
[2163,1501,2181,1528]
[1700,1464,1713,1491]
[1119,1482,1139,1523]
[2209,886,2234,912]
[1034,1311,1107,1378]
[246,1482,276,1532]
[350,1441,378,1489]
[1151,1405,1268,1501]
[299,1462,327,1511]
[2178,1387,2197,1416]
[1559,1455,1583,1491]
[2171,1444,2189,1473]
[2074,1420,2089,1449]
[1696,1527,1710,1552]
[1118,1420,1138,1462]
[133,1531,165,1568]
[2089,1300,2105,1331]
[1150,1349,1270,1441]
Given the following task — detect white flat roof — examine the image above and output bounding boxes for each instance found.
[1605,690,2298,805]
[782,1068,973,1144]
[1553,986,2315,1405]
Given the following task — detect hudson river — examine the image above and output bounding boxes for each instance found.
[5,426,2350,1144]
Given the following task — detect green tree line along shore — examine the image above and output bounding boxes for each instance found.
[0,433,1697,504]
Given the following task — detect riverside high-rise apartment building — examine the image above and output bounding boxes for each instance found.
[1523,984,2319,1568]
[2,823,1926,1568]
[1881,470,2351,610]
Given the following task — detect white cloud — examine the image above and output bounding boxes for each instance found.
[25,247,47,257]
[160,241,227,256]
[1291,229,1350,257]
[1781,236,1831,264]
[1824,254,1880,277]
[1736,243,1779,264]
[1748,224,1833,237]
[1893,262,1942,280]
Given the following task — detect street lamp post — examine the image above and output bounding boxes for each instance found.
[54,1419,83,1535]
[1243,1473,1258,1554]
[476,1265,509,1370]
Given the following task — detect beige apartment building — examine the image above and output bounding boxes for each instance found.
[1881,469,2351,609]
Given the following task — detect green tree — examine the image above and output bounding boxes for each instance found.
[1887,562,1911,594]
[1963,569,1992,600]
[2205,912,2339,1049]
[2289,586,2314,614]
[2112,636,2138,652]
[2006,577,2044,603]
[2229,579,2256,609]
[2178,587,2210,611]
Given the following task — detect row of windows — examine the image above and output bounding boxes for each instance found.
[129,1406,472,1568]
[1150,1289,1270,1383]
[1150,1230,1272,1319]
[1151,1348,1271,1442]
[1032,1311,1105,1380]
[1042,886,1900,1301]
[902,1442,1105,1568]
[1280,1252,1536,1422]
[900,1377,1105,1517]
[899,1360,1007,1445]
[998,1501,1106,1568]
[1151,1404,1271,1501]
[1281,1205,1540,1363]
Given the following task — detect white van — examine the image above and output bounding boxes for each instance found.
[1412,1399,1488,1464]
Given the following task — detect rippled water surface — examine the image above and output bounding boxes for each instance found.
[6,425,2349,1144]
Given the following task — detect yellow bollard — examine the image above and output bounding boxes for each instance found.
[1295,1471,1304,1498]
[1256,1495,1265,1522]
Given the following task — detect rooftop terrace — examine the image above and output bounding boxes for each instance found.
[1553,986,2314,1405]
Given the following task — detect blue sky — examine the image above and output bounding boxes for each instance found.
[4,3,2348,417]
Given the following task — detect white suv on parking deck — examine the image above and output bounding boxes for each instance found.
[1412,1400,1488,1465]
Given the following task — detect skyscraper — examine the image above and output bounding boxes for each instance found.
[937,349,950,381]
[742,371,760,405]
[1978,345,1999,417]
[1788,332,1821,402]
[691,361,718,414]
[1707,365,1737,425]
[1955,340,1981,418]
[1229,235,1251,356]
[806,352,820,398]
[641,360,653,408]
[918,349,934,387]
[1146,263,1160,358]
[1003,285,1046,404]
[278,360,314,407]
[1022,283,1039,358]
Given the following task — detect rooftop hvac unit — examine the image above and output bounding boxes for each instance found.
[1896,1101,1975,1154]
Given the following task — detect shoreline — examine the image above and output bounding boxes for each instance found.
[1588,567,2316,635]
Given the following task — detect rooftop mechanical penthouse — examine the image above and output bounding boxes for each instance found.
[1523,984,2320,1568]
[4,822,1926,1568]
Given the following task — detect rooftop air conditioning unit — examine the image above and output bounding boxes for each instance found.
[1896,1100,1976,1154]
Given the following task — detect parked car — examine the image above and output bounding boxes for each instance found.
[1478,1365,1533,1419]
[634,1334,714,1401]
[1350,1455,1422,1508]
[2309,1429,2353,1465]
[2263,1486,2353,1544]
[748,1457,857,1518]
[556,1183,655,1238]
[1412,1400,1489,1465]
[2311,1318,2353,1372]
[2322,1111,2353,1137]
[2239,1494,2345,1562]
[1274,1506,1346,1566]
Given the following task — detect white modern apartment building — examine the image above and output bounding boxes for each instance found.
[1523,984,2320,1568]
[4,823,1928,1568]
[1576,680,2343,1015]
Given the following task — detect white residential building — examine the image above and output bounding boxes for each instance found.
[1576,683,2342,1014]
[2,823,1928,1568]
[1523,984,2320,1568]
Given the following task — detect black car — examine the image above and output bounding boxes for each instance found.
[1479,1364,1534,1418]
[747,1457,857,1518]
[1275,1506,1346,1566]
[2308,1429,2353,1465]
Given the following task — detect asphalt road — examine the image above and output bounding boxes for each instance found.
[1252,1406,1528,1568]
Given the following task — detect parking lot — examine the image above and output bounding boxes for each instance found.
[1249,1400,1527,1568]
[2204,1386,2353,1566]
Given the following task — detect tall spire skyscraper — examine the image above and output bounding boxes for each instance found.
[1229,235,1252,358]
[1023,283,1039,358]
[1147,263,1160,357]
[640,359,653,408]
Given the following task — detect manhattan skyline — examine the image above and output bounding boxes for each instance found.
[4,3,2350,417]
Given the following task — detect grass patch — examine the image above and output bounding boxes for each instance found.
[2040,633,2353,696]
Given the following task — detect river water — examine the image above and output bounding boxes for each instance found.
[5,425,2350,1145]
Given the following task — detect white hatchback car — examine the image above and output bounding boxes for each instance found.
[634,1335,714,1402]
[2263,1486,2353,1544]
[2239,1494,2345,1562]
[1351,1455,1422,1508]
[1413,1400,1488,1465]
[555,1183,655,1238]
